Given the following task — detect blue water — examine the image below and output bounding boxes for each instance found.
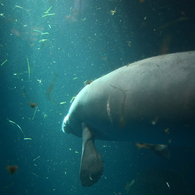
[0,0,195,194]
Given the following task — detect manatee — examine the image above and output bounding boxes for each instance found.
[62,51,195,187]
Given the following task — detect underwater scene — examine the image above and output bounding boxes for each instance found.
[1,0,195,194]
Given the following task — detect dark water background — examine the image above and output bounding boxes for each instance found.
[0,0,195,194]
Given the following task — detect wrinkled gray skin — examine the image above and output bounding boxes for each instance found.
[62,51,195,186]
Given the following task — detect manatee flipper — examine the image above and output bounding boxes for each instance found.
[80,123,103,187]
[136,143,170,158]
[148,144,170,158]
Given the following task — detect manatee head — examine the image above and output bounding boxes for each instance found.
[62,114,72,133]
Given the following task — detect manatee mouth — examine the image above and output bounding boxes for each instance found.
[62,115,72,133]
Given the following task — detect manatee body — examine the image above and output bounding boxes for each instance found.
[62,51,195,186]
